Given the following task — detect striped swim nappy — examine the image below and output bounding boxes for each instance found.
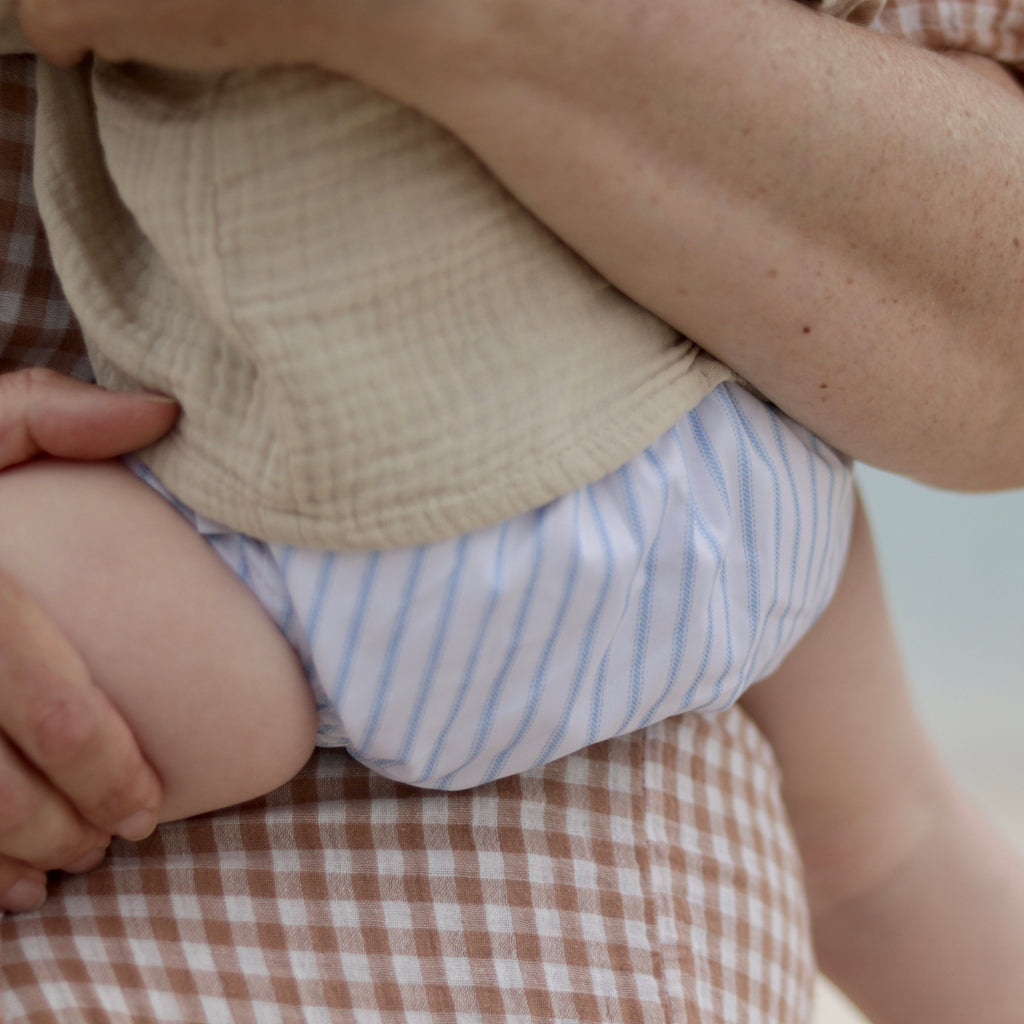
[134,382,855,790]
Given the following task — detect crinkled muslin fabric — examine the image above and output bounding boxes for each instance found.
[4,7,740,551]
[0,0,949,553]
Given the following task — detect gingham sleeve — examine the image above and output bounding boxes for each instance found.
[0,3,32,58]
[878,0,1024,65]
[0,54,89,379]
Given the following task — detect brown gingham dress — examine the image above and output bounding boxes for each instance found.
[0,53,817,1023]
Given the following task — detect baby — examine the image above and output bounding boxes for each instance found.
[0,0,866,815]
[0,0,1007,828]
[2,0,1024,1017]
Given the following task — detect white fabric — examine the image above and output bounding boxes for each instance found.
[134,383,854,790]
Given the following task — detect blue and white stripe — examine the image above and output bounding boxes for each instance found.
[137,382,855,790]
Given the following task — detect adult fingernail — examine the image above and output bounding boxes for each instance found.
[63,847,107,874]
[1,879,47,914]
[113,809,157,841]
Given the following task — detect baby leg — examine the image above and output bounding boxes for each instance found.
[742,491,1024,1024]
[0,458,317,824]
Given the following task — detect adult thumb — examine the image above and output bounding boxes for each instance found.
[0,368,179,469]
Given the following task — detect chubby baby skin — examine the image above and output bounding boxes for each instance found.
[0,456,317,830]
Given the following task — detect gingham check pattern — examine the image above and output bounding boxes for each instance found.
[0,55,87,381]
[1,0,1013,1010]
[875,0,1024,63]
[2,714,814,1023]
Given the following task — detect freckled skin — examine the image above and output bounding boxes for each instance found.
[373,0,1024,491]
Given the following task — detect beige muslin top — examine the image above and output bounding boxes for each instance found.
[0,0,880,550]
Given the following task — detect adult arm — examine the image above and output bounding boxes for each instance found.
[17,0,1024,491]
[0,368,175,912]
[743,493,1024,1023]
[310,0,1024,493]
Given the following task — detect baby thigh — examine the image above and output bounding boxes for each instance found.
[0,458,316,823]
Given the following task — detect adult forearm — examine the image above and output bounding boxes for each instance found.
[814,786,1024,1024]
[745,491,1024,1021]
[327,0,1024,490]
[19,0,1024,486]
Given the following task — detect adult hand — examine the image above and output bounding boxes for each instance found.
[13,0,444,106]
[15,0,340,72]
[0,368,177,913]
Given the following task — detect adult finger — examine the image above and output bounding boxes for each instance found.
[0,367,178,470]
[0,569,162,839]
[0,845,107,915]
[0,729,109,873]
[19,0,266,69]
[0,854,48,915]
[14,0,90,66]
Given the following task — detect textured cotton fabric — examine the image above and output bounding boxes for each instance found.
[15,44,737,551]
[0,0,887,552]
